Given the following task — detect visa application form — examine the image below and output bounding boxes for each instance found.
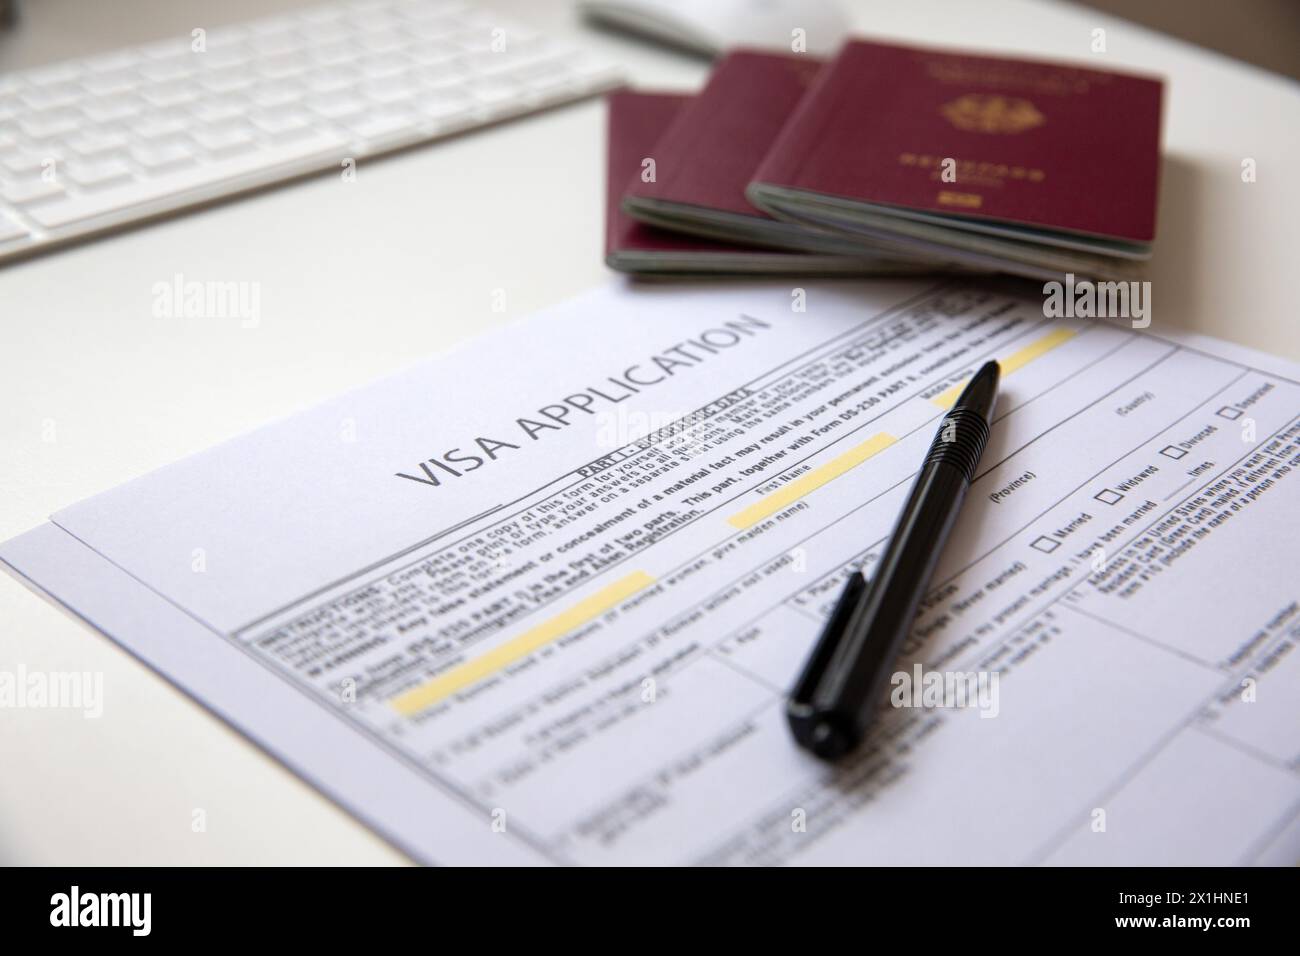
[4,280,1298,865]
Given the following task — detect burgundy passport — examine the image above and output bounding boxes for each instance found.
[605,91,733,264]
[606,90,938,275]
[623,49,822,219]
[752,39,1164,243]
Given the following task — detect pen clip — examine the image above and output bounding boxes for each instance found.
[786,570,866,750]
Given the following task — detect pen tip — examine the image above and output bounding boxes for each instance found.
[955,360,1000,417]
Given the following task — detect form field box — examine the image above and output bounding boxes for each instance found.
[1159,445,1188,460]
[931,326,1076,408]
[388,570,655,716]
[1216,406,1243,420]
[1030,535,1060,554]
[1094,488,1124,505]
[727,432,897,530]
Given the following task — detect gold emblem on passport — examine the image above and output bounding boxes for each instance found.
[940,94,1044,133]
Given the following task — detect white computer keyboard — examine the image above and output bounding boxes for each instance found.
[0,0,623,263]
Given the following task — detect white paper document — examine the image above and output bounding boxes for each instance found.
[4,280,1298,865]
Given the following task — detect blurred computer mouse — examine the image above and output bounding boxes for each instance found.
[579,0,851,57]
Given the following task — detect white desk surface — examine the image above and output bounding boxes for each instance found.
[1,0,1297,865]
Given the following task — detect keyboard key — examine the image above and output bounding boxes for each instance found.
[250,83,304,108]
[22,83,82,110]
[18,112,80,140]
[259,54,311,80]
[0,214,30,244]
[140,83,201,108]
[84,50,142,73]
[363,76,421,104]
[81,95,144,123]
[457,32,496,54]
[250,111,313,137]
[64,158,134,188]
[189,98,248,124]
[26,132,347,229]
[250,33,304,57]
[132,115,191,139]
[65,130,130,156]
[358,30,406,54]
[130,141,194,169]
[200,69,255,93]
[195,48,251,71]
[408,19,462,44]
[416,94,473,127]
[406,42,461,67]
[25,62,83,86]
[345,111,419,144]
[81,70,142,96]
[138,58,197,83]
[4,151,60,175]
[191,125,256,153]
[1,178,65,205]
[420,66,470,91]
[472,48,568,80]
[309,42,360,67]
[307,93,367,120]
[346,6,398,30]
[357,56,409,80]
[302,68,358,94]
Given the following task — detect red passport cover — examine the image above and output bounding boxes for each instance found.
[623,49,823,218]
[606,91,754,261]
[753,40,1164,243]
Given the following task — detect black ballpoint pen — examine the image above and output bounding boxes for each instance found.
[787,360,1001,760]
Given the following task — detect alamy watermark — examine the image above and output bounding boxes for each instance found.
[890,664,1000,718]
[1043,272,1150,329]
[151,272,261,328]
[0,664,103,718]
[594,405,688,450]
[50,886,150,936]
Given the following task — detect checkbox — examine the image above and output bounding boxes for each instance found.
[1216,406,1242,421]
[1160,445,1188,460]
[1031,535,1060,554]
[1094,488,1124,505]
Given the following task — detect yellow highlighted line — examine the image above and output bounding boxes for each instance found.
[727,432,898,530]
[931,327,1077,409]
[390,570,655,716]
